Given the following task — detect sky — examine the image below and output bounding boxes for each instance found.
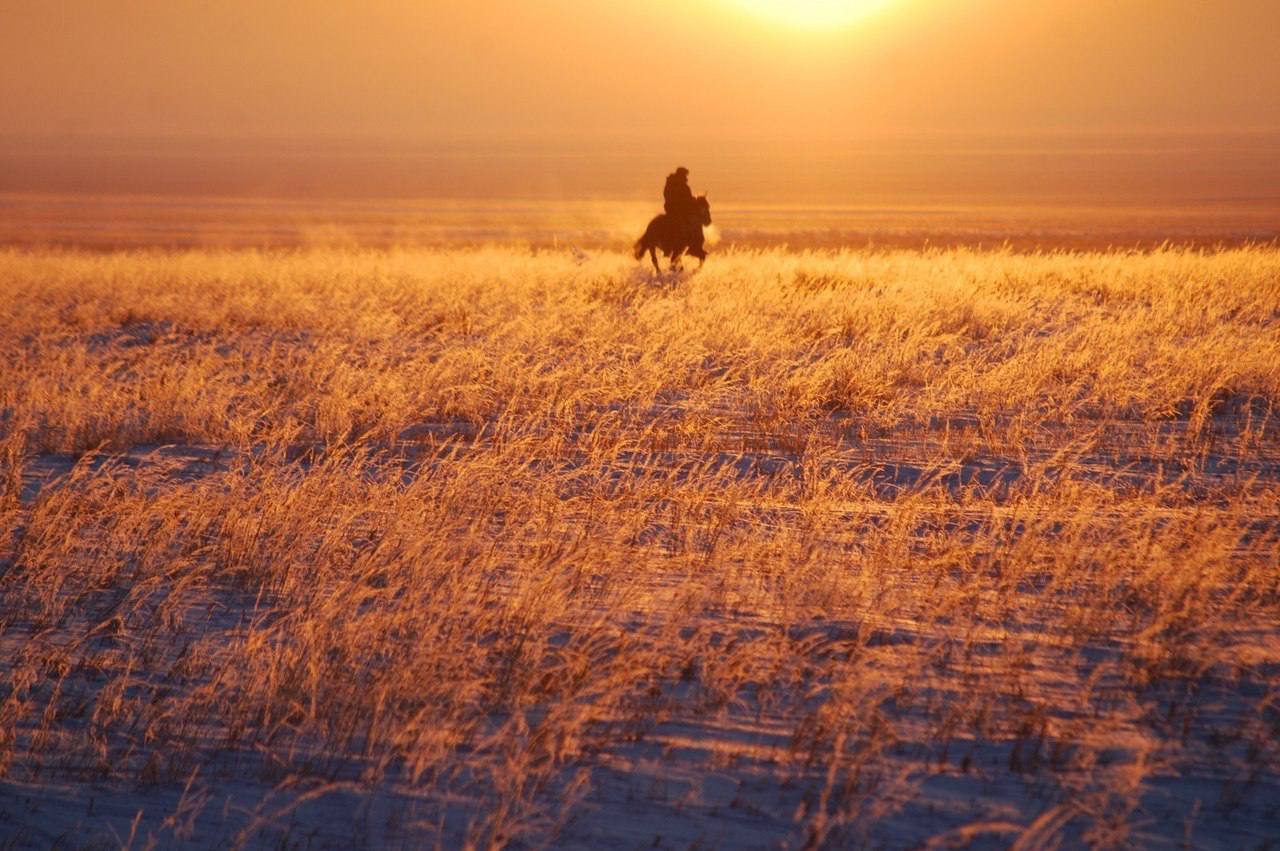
[3,0,1279,143]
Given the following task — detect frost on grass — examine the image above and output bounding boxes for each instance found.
[0,246,1278,849]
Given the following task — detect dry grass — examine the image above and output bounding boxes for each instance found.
[1,245,1278,849]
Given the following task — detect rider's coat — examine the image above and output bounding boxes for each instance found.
[664,172,696,217]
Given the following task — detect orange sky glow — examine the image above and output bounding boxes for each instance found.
[4,0,1278,142]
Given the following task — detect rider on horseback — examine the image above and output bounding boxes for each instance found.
[635,167,711,272]
[663,167,703,246]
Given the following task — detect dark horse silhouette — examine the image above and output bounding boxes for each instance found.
[633,196,711,273]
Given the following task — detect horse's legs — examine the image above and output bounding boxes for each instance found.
[648,246,661,273]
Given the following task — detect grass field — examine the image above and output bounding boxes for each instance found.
[1,244,1279,849]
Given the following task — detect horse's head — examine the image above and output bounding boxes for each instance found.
[695,195,712,226]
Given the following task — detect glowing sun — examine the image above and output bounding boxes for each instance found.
[728,0,893,29]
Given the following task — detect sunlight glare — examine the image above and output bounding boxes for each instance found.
[727,0,894,30]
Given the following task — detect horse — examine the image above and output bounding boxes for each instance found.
[633,195,712,273]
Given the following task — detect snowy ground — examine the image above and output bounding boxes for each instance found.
[2,414,1278,850]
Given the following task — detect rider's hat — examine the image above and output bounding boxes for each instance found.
[675,166,689,175]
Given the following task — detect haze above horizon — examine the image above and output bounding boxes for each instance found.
[4,1,1278,211]
[5,0,1278,143]
[2,131,1276,208]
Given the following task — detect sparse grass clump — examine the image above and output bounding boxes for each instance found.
[0,245,1277,848]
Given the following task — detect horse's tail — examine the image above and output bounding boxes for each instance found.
[635,216,666,260]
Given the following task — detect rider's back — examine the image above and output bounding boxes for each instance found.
[664,171,695,217]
